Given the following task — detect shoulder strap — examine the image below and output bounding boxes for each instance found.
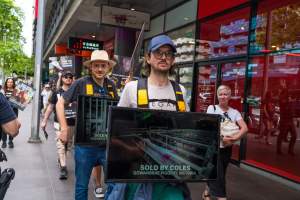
[137,78,149,108]
[170,80,186,112]
[105,78,118,99]
[213,105,216,111]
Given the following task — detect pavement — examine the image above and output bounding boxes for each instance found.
[1,104,300,200]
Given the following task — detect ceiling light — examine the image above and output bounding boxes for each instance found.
[130,8,135,11]
[240,26,245,30]
[91,35,96,38]
[271,45,276,48]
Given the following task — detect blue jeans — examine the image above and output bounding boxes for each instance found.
[74,145,106,200]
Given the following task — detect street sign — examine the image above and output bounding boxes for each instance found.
[68,37,103,51]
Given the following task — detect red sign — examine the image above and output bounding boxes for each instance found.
[198,0,249,19]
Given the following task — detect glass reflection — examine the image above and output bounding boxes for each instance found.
[246,53,300,182]
[197,8,250,60]
[195,65,217,112]
[250,0,300,53]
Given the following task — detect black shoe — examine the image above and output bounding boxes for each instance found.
[59,166,68,180]
[1,143,7,148]
[8,142,14,148]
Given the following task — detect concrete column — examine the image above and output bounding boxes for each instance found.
[28,0,45,143]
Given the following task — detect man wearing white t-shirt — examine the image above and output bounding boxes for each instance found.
[111,35,190,199]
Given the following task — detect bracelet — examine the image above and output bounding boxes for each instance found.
[60,128,68,132]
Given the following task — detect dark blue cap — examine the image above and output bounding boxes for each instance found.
[147,35,176,53]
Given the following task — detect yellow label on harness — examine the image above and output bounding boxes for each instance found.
[138,89,148,105]
[86,84,94,95]
[177,101,186,112]
[109,92,114,98]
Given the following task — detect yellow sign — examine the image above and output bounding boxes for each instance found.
[86,84,94,95]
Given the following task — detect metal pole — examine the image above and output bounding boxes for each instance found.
[28,0,45,143]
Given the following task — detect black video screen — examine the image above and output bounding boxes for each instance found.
[75,95,118,146]
[106,107,220,182]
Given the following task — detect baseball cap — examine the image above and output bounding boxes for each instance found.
[147,35,176,53]
[62,70,74,77]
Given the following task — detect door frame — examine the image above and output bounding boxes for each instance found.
[193,57,248,163]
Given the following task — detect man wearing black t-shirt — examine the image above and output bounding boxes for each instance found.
[56,50,118,200]
[41,71,75,179]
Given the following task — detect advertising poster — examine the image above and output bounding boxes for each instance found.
[8,82,35,111]
[75,95,118,146]
[106,107,220,182]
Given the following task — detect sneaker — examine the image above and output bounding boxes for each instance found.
[59,166,68,180]
[1,143,7,148]
[8,142,14,148]
[94,187,104,198]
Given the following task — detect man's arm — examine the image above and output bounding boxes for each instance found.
[2,119,21,137]
[56,97,68,143]
[41,104,54,129]
[0,93,20,137]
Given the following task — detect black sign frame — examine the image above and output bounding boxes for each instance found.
[105,106,221,183]
[75,95,118,146]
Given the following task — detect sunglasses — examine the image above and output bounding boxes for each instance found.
[152,50,175,60]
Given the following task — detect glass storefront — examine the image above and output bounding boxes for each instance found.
[176,64,194,105]
[249,0,300,54]
[244,0,300,182]
[196,7,250,60]
[195,64,217,112]
[245,54,300,181]
[194,0,300,182]
[167,24,196,104]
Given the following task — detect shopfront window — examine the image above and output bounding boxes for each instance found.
[221,62,246,112]
[196,7,250,61]
[168,24,196,63]
[245,53,300,182]
[177,66,193,105]
[221,61,246,160]
[249,0,300,53]
[195,65,217,112]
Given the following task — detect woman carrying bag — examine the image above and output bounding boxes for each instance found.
[203,85,248,200]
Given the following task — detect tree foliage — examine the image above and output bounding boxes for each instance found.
[0,0,33,76]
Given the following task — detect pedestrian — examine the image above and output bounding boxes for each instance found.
[41,83,52,114]
[41,71,75,180]
[107,34,190,200]
[1,78,19,148]
[0,92,21,137]
[56,50,118,200]
[277,79,296,155]
[203,85,248,200]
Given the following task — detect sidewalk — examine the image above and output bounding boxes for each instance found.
[1,104,300,200]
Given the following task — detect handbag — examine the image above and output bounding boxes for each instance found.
[213,105,240,148]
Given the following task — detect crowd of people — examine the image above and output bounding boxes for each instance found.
[1,34,298,200]
[35,34,248,200]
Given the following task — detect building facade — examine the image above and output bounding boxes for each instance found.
[34,0,300,185]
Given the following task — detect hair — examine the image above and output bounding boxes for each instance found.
[217,85,232,96]
[142,52,176,77]
[4,78,16,91]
